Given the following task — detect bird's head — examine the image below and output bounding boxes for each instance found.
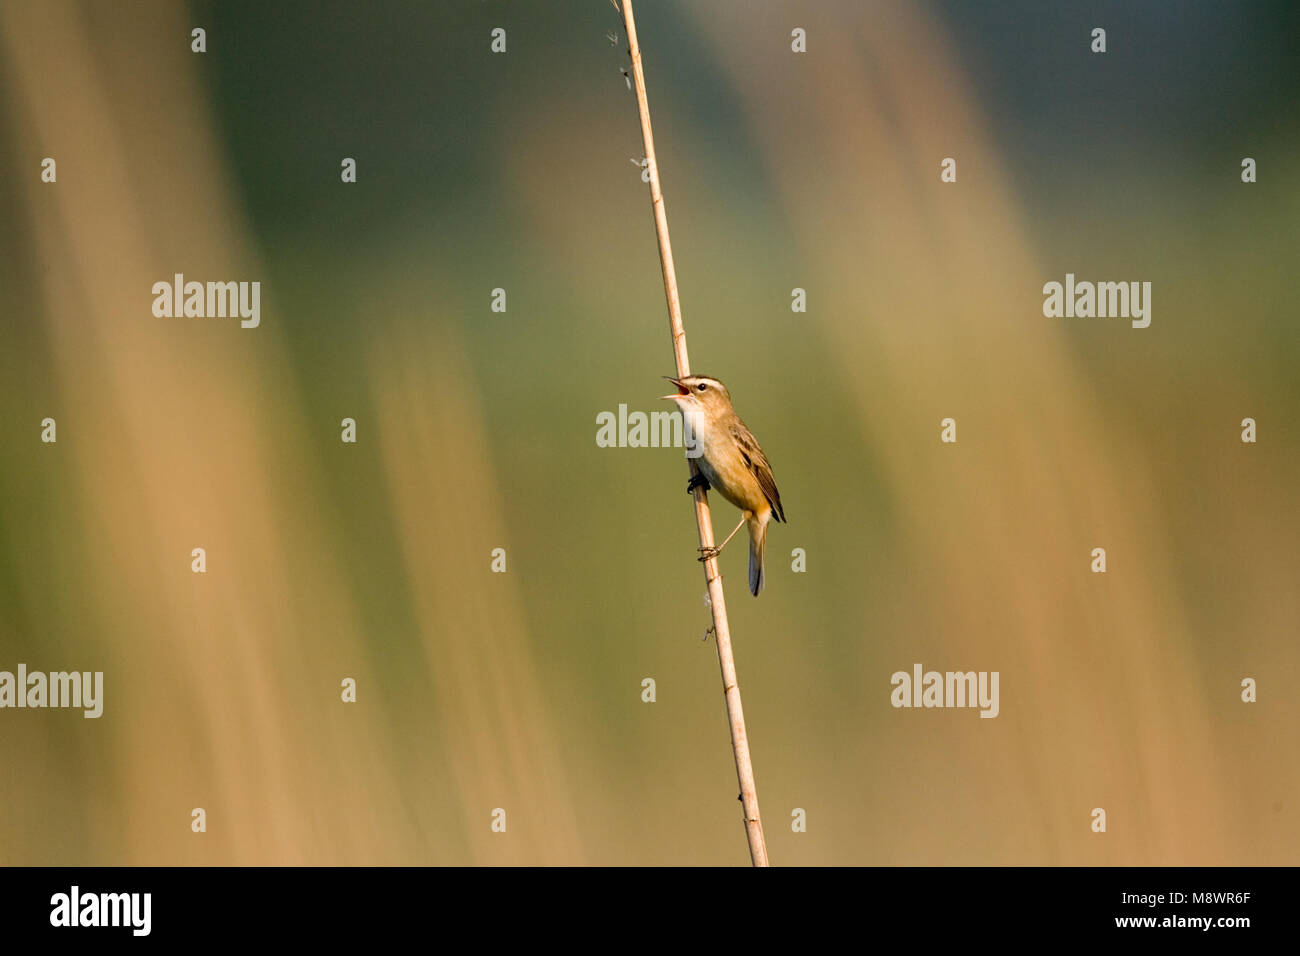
[660,374,733,414]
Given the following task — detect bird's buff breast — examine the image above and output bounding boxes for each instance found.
[684,408,756,514]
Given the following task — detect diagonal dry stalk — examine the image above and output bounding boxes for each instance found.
[619,0,769,867]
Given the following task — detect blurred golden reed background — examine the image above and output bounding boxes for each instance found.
[0,0,1296,865]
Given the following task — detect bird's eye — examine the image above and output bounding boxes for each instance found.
[697,383,707,391]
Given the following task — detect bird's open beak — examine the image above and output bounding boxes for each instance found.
[660,376,689,400]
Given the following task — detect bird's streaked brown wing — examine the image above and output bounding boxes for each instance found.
[729,419,785,522]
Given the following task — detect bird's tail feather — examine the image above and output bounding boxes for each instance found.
[748,516,767,596]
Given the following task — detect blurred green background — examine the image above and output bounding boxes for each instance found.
[0,0,1296,865]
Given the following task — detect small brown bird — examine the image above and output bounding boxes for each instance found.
[662,375,785,596]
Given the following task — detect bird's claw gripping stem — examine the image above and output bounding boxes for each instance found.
[686,473,710,494]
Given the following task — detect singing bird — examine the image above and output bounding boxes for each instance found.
[662,375,786,596]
